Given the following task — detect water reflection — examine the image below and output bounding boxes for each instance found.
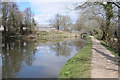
[2,39,86,78]
[50,40,85,57]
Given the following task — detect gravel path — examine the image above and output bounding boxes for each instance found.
[91,36,118,78]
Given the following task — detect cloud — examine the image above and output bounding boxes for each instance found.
[13,0,85,2]
[29,2,78,24]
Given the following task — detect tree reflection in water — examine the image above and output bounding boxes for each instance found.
[2,39,86,78]
[2,40,38,78]
[50,40,86,57]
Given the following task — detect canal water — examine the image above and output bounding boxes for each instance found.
[2,39,86,78]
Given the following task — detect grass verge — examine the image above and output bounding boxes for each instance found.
[94,36,120,60]
[59,37,92,78]
[100,41,120,61]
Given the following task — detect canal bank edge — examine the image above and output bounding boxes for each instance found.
[59,37,92,78]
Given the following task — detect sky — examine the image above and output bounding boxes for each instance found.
[10,0,85,2]
[15,1,83,24]
[4,0,108,24]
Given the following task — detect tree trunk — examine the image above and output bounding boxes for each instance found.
[3,25,7,39]
[57,25,59,30]
[101,30,106,40]
[101,26,108,41]
[20,26,23,34]
[117,8,120,54]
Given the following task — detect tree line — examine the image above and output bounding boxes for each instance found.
[0,2,36,39]
[49,2,120,54]
[73,2,120,54]
[0,2,119,54]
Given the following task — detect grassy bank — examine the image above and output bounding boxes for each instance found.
[100,41,120,61]
[59,37,92,78]
[3,30,80,44]
[95,36,120,60]
[37,31,80,42]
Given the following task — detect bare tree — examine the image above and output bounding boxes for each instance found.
[74,2,120,53]
[49,14,71,31]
